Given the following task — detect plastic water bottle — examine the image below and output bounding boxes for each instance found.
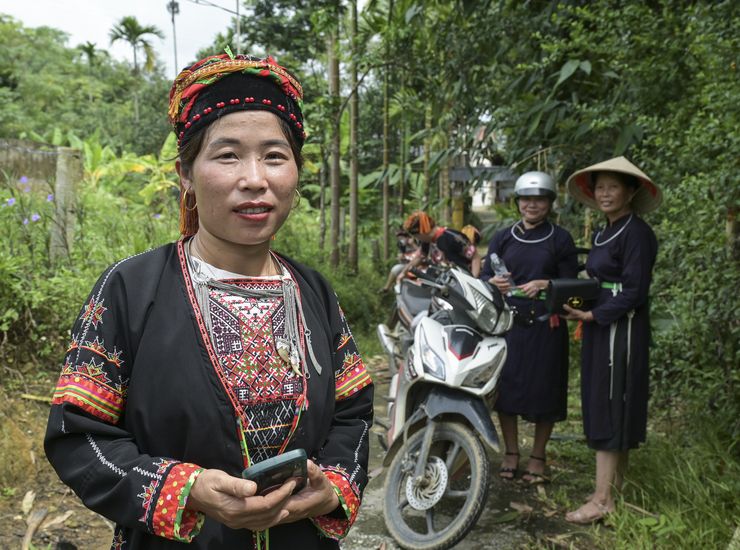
[490,253,515,295]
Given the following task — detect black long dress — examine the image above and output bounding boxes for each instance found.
[44,240,374,549]
[481,221,578,422]
[581,213,657,450]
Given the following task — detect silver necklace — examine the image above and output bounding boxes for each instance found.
[185,238,322,376]
[594,214,633,247]
[510,220,554,244]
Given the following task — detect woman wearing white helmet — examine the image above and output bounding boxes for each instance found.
[481,171,578,484]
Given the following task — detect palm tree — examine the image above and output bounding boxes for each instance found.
[77,41,101,67]
[109,16,164,75]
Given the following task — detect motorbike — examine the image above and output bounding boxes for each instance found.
[376,266,513,550]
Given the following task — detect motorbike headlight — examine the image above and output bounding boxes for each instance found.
[468,301,499,334]
[462,362,496,389]
[492,307,514,335]
[420,333,446,380]
[461,345,506,388]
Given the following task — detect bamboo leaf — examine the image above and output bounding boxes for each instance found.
[614,124,636,155]
[555,59,581,88]
[405,4,423,24]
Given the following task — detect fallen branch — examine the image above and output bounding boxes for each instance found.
[20,393,52,404]
[22,507,48,550]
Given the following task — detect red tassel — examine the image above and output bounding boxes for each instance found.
[549,314,560,329]
[179,190,199,237]
[573,320,583,341]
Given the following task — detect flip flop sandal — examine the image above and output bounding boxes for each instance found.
[499,451,519,480]
[565,500,612,524]
[522,455,549,485]
[522,472,550,485]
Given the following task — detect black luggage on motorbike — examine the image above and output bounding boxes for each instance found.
[544,278,600,315]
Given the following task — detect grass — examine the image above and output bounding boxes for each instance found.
[605,423,739,549]
[539,391,740,549]
[467,340,740,550]
[355,329,384,358]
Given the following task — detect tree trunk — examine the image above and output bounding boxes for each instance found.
[438,133,451,224]
[328,26,341,268]
[423,103,432,209]
[727,208,739,260]
[381,0,394,261]
[584,208,593,246]
[398,118,407,217]
[133,46,140,123]
[348,0,359,273]
[318,146,327,253]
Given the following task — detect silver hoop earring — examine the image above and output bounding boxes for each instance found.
[292,188,302,209]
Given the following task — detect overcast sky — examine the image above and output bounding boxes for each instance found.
[0,0,237,77]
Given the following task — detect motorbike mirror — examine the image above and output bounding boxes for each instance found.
[410,268,436,283]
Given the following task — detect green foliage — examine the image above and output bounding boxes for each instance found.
[467,0,740,439]
[0,14,170,155]
[0,140,179,375]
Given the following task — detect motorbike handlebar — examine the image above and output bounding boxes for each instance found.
[409,268,447,291]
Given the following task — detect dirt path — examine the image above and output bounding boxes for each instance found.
[0,358,595,549]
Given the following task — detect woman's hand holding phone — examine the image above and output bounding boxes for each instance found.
[277,460,340,524]
[187,468,296,531]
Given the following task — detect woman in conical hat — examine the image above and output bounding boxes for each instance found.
[562,157,659,523]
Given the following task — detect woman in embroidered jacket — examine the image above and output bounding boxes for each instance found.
[562,157,659,524]
[44,53,374,548]
[480,172,578,484]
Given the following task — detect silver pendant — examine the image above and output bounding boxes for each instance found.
[276,338,291,363]
[289,347,301,377]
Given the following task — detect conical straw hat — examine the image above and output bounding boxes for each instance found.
[566,156,662,214]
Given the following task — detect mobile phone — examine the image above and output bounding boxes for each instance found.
[241,448,307,496]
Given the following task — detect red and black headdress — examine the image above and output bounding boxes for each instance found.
[168,52,305,150]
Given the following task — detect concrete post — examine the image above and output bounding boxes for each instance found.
[50,147,82,263]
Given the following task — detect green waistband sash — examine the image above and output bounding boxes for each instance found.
[509,280,622,299]
[509,288,547,300]
[601,281,623,296]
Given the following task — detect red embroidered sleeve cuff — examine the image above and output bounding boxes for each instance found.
[151,463,205,542]
[311,466,361,540]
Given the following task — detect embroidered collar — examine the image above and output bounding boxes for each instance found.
[184,238,322,376]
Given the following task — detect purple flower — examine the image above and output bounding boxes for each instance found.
[23,186,30,193]
[6,198,15,206]
[152,213,162,219]
[19,176,28,184]
[22,217,29,225]
[31,213,41,222]
[47,194,54,202]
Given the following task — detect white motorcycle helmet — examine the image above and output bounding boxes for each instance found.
[513,171,557,201]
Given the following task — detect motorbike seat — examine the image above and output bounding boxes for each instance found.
[398,280,433,318]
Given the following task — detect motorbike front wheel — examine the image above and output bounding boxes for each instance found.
[383,422,489,550]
